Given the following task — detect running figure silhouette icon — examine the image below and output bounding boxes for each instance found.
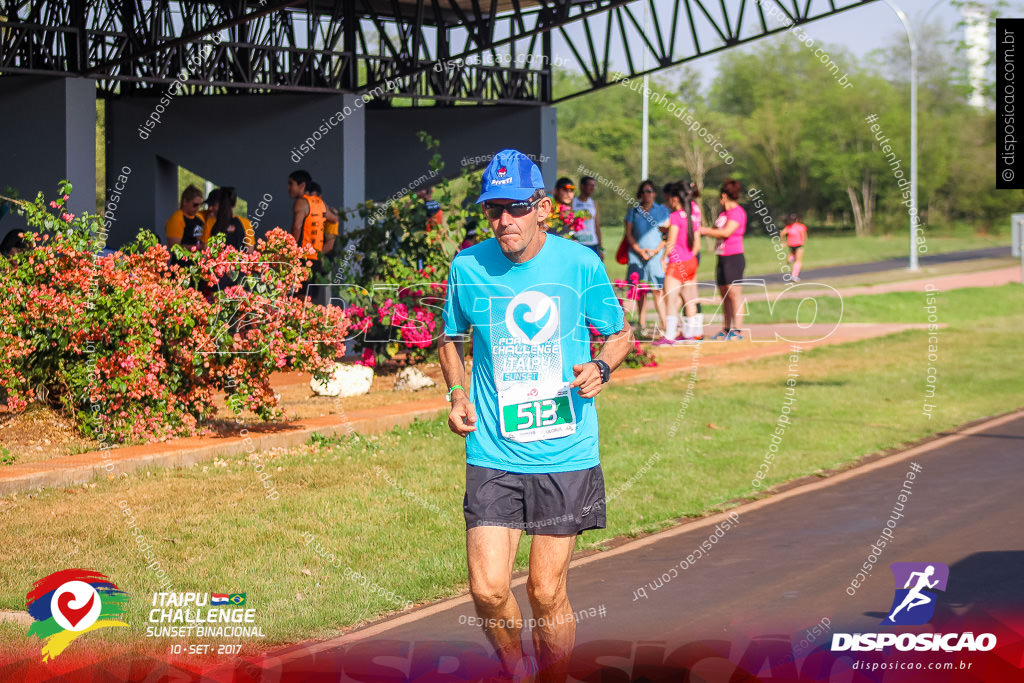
[882,562,949,626]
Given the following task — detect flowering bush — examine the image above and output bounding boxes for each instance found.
[545,203,590,239]
[614,272,654,302]
[0,182,349,444]
[345,275,447,367]
[330,133,480,367]
[588,324,658,369]
[588,287,658,369]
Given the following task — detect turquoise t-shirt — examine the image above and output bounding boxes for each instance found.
[442,234,625,473]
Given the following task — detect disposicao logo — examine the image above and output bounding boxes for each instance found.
[832,562,996,653]
[882,562,948,625]
[26,569,129,662]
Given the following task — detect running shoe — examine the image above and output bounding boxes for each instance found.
[513,654,540,683]
[652,336,676,346]
[792,276,801,282]
[710,329,730,341]
[726,329,744,341]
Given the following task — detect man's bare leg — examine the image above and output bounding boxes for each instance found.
[468,526,525,677]
[527,533,577,683]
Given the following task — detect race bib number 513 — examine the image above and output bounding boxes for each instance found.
[499,385,576,442]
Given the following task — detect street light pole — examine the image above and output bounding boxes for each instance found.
[881,0,919,270]
[641,0,650,178]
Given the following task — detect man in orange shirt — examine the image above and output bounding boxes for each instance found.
[307,181,340,254]
[287,170,339,254]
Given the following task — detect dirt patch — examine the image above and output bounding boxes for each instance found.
[0,362,458,460]
[210,362,453,430]
[0,404,97,465]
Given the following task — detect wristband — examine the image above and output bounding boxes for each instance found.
[590,359,611,384]
[446,384,466,402]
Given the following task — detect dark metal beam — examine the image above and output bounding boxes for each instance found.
[85,0,304,75]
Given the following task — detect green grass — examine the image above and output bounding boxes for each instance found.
[1,286,1021,650]
[600,223,1006,281]
[744,283,1024,325]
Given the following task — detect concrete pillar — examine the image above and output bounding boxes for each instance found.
[105,92,363,248]
[0,76,96,222]
[363,105,557,199]
[340,94,366,224]
[538,105,558,188]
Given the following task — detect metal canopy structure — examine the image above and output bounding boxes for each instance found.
[0,0,876,105]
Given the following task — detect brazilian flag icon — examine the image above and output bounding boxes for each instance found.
[228,593,246,605]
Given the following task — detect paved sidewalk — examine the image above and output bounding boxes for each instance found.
[0,322,928,496]
[746,265,1020,301]
[747,245,1012,285]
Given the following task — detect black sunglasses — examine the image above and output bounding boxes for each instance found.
[483,198,541,219]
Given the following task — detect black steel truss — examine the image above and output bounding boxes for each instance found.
[0,0,877,105]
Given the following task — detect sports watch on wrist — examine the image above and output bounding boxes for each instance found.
[591,359,611,384]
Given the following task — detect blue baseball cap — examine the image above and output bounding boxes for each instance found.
[476,149,546,203]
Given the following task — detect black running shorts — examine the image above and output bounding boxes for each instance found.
[464,463,607,536]
[716,253,746,286]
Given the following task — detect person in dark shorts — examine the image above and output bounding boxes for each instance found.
[702,178,748,341]
[781,214,807,282]
[440,149,633,682]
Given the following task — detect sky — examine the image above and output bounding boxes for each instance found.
[544,0,1017,94]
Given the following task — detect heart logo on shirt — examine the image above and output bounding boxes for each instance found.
[50,581,101,632]
[505,291,558,345]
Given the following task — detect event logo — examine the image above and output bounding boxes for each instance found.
[832,562,996,653]
[883,562,949,625]
[505,291,558,345]
[26,569,129,662]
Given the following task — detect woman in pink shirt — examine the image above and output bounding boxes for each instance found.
[702,179,747,341]
[654,182,702,345]
[781,214,808,282]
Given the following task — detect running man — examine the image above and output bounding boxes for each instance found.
[441,149,633,682]
[781,214,807,282]
[886,565,939,623]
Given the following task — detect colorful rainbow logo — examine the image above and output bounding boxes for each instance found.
[26,569,130,662]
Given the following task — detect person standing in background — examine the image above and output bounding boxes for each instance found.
[308,181,340,254]
[546,178,577,239]
[417,186,444,230]
[208,187,247,251]
[781,214,807,282]
[164,185,206,248]
[623,180,670,338]
[201,189,220,243]
[702,179,748,341]
[655,182,702,345]
[220,187,254,250]
[572,176,602,257]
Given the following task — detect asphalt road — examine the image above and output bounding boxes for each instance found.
[746,246,1012,285]
[263,411,1024,681]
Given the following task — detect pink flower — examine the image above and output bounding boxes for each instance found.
[355,347,376,367]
